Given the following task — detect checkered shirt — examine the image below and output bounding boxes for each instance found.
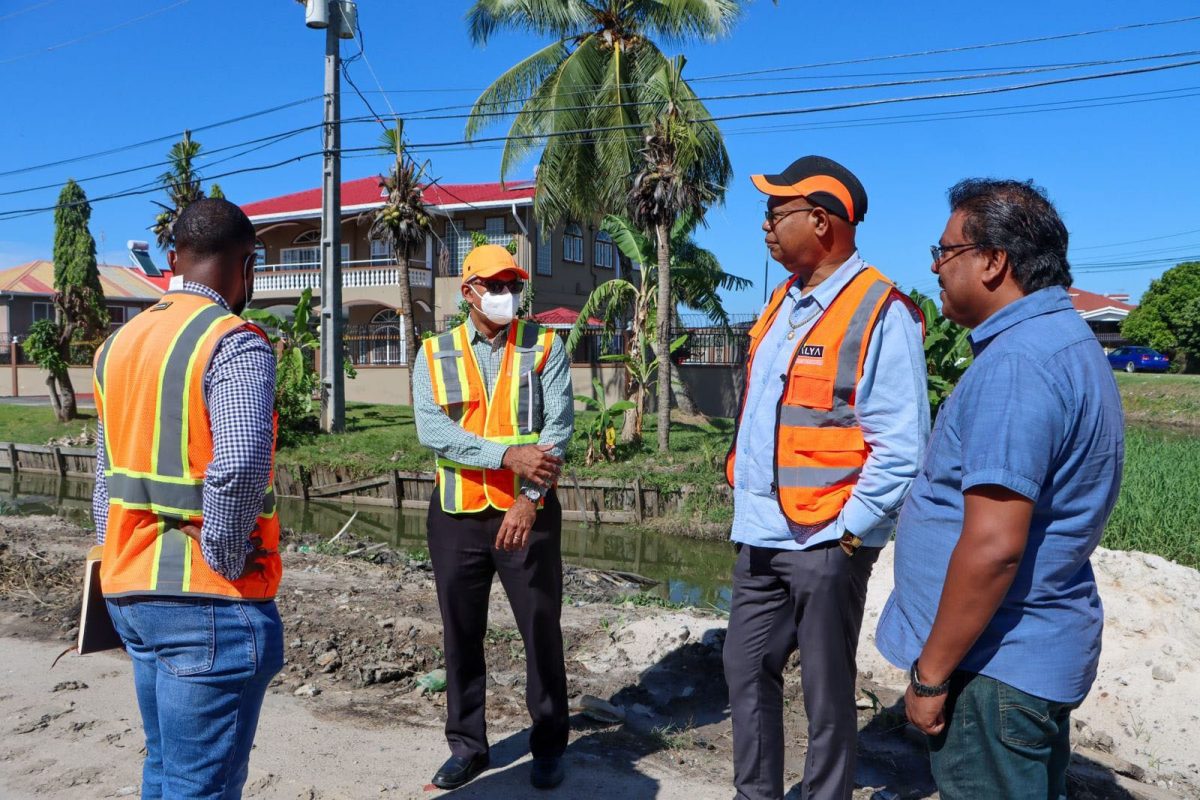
[92,282,277,582]
[411,315,574,493]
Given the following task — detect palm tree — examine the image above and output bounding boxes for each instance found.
[366,123,433,382]
[151,130,206,250]
[463,0,740,229]
[629,56,731,451]
[568,213,748,439]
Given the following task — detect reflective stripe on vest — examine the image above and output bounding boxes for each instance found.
[424,320,556,514]
[94,291,281,599]
[725,267,921,528]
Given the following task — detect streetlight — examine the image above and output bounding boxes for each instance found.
[301,0,356,433]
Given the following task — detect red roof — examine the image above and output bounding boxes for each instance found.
[241,177,536,219]
[530,306,602,327]
[1068,287,1136,314]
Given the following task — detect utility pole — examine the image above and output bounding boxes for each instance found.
[310,0,347,432]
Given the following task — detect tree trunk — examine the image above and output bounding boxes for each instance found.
[58,368,78,421]
[46,374,67,422]
[655,223,672,453]
[397,241,418,397]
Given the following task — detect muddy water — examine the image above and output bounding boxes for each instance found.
[0,473,736,610]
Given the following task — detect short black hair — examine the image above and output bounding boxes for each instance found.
[173,198,256,258]
[948,178,1072,293]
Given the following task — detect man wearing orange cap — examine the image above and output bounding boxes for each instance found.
[412,244,574,791]
[723,156,928,800]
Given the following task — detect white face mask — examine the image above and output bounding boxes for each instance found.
[470,284,519,325]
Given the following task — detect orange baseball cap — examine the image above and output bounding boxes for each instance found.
[751,155,868,224]
[462,244,529,283]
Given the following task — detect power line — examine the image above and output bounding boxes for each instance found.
[0,0,193,67]
[0,95,322,179]
[688,14,1200,82]
[0,0,60,23]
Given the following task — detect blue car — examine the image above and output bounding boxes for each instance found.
[1108,346,1170,373]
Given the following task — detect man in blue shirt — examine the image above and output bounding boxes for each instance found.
[723,156,928,800]
[876,179,1124,800]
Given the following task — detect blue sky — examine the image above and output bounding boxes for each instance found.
[2,0,1199,315]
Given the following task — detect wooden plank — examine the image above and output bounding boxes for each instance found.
[15,444,54,455]
[308,474,391,497]
[389,471,401,508]
[632,478,644,524]
[52,446,65,477]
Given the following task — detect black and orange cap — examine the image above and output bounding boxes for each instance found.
[751,155,868,224]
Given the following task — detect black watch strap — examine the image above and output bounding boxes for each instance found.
[909,660,951,697]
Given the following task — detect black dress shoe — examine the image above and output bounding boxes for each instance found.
[530,756,565,789]
[431,753,489,789]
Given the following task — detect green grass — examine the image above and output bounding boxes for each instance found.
[1116,372,1200,428]
[1102,424,1200,568]
[0,405,97,446]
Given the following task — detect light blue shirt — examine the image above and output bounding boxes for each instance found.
[876,287,1125,703]
[731,253,929,550]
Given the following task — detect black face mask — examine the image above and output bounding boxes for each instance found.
[232,252,255,316]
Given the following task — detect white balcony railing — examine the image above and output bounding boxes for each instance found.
[254,259,432,294]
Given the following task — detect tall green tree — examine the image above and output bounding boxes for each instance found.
[628,55,730,451]
[1122,261,1200,371]
[463,0,739,229]
[568,213,748,440]
[29,180,109,422]
[151,130,206,250]
[367,123,434,380]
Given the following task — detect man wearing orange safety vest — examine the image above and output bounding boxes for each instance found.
[722,157,929,800]
[91,198,282,799]
[413,244,574,791]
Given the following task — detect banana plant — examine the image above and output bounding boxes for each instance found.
[574,377,635,465]
[909,289,973,419]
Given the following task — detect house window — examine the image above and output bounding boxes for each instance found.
[280,243,350,268]
[32,302,54,323]
[370,238,392,266]
[254,239,266,266]
[107,306,127,325]
[369,308,404,365]
[293,230,321,244]
[594,230,615,270]
[485,217,506,236]
[444,219,515,276]
[563,223,584,264]
[537,235,549,278]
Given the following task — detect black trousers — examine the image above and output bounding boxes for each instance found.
[722,541,881,800]
[426,490,569,760]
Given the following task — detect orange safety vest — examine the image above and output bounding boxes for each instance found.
[424,319,557,514]
[93,291,281,600]
[726,266,924,527]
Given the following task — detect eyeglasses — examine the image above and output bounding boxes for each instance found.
[929,242,982,262]
[764,207,816,226]
[470,278,524,294]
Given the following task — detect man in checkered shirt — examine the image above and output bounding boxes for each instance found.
[92,198,282,798]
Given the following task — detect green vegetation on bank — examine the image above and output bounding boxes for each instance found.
[3,373,1199,566]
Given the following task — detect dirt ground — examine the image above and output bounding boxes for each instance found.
[0,515,1192,799]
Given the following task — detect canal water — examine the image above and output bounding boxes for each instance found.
[0,473,736,610]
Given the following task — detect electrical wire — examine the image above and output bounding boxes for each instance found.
[0,0,193,67]
[0,0,60,23]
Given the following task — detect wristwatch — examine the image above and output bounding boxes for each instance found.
[909,660,951,697]
[520,486,543,503]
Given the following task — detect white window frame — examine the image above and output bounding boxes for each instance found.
[563,223,584,264]
[107,305,128,325]
[280,243,350,269]
[369,238,392,266]
[594,230,615,270]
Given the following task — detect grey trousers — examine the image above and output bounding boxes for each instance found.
[723,541,881,800]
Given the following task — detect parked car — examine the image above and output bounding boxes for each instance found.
[1108,346,1171,373]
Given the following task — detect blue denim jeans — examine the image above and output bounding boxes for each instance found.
[106,597,284,800]
[928,672,1078,800]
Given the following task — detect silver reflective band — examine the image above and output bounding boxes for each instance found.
[780,404,857,428]
[777,465,862,487]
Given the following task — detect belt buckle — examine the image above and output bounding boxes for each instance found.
[838,532,862,558]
